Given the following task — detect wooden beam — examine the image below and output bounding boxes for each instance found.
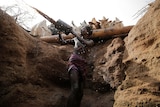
[90,25,134,39]
[40,34,74,43]
[40,25,134,43]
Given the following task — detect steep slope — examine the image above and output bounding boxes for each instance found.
[0,8,115,107]
[114,0,160,106]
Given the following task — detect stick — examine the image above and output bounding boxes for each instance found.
[29,6,56,24]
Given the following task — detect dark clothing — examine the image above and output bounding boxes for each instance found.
[68,53,87,80]
[67,53,87,107]
[67,69,83,107]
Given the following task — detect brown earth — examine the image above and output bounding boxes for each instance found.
[114,0,160,106]
[0,0,160,107]
[0,8,114,107]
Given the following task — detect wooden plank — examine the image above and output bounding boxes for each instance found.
[40,25,133,43]
[90,25,134,39]
[40,34,74,43]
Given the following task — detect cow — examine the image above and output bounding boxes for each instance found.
[110,17,124,29]
[71,20,90,35]
[30,20,52,37]
[71,20,81,35]
[48,24,59,35]
[89,17,101,30]
[99,16,112,29]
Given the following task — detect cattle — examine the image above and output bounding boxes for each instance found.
[71,20,81,35]
[48,24,59,35]
[71,20,90,35]
[30,20,52,37]
[89,17,101,30]
[89,16,124,30]
[99,16,112,29]
[110,17,124,29]
[80,20,88,28]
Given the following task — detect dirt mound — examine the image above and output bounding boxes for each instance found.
[114,0,160,106]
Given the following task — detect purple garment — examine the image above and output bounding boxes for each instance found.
[68,53,87,76]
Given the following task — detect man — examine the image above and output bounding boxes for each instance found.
[59,25,94,107]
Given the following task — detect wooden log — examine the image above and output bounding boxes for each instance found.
[31,6,133,42]
[40,33,74,43]
[29,6,56,24]
[90,25,134,39]
[31,6,134,43]
[40,25,134,43]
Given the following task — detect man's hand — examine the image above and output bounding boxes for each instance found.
[59,33,67,45]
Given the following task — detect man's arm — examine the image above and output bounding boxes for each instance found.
[72,31,94,46]
[59,33,74,45]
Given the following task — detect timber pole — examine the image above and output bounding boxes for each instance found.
[40,34,74,43]
[40,25,134,43]
[90,25,134,39]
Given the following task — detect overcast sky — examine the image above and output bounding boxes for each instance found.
[1,0,155,28]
